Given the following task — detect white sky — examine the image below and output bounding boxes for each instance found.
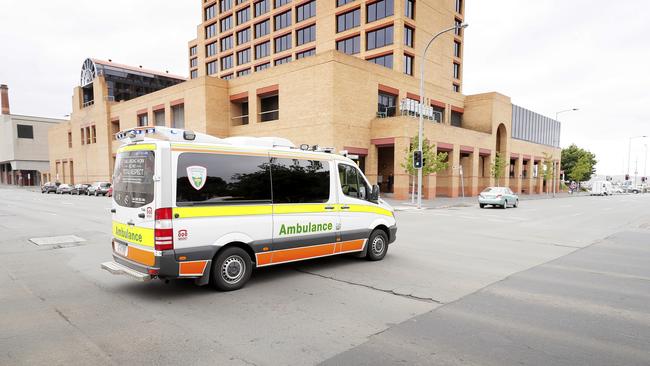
[1,0,648,175]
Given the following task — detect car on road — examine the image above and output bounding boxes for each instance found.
[71,184,90,195]
[478,187,519,209]
[590,181,613,196]
[56,184,73,194]
[102,127,396,291]
[41,182,59,194]
[88,182,112,196]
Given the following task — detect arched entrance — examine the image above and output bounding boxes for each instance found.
[496,123,507,154]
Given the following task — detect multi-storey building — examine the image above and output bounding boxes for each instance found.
[49,1,562,199]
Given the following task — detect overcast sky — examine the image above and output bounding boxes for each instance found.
[1,1,648,175]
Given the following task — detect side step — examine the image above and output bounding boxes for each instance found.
[101,261,152,282]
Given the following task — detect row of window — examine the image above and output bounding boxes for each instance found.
[336,0,411,33]
[208,45,314,79]
[204,1,315,40]
[80,125,97,145]
[231,93,279,125]
[136,105,185,129]
[377,90,463,123]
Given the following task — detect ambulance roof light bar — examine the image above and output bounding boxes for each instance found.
[115,127,223,144]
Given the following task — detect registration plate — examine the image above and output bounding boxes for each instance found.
[114,242,128,257]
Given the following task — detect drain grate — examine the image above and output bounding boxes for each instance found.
[29,235,86,247]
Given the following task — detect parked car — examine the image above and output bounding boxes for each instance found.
[478,187,519,209]
[88,182,112,196]
[41,182,59,194]
[56,184,73,194]
[71,183,90,195]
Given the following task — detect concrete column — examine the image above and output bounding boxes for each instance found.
[489,151,496,187]
[514,156,523,193]
[470,150,480,196]
[393,137,410,200]
[366,145,379,185]
[537,160,545,194]
[450,146,460,198]
[425,173,437,199]
[250,92,259,124]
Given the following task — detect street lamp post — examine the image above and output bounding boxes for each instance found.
[417,22,468,209]
[627,135,647,178]
[553,108,579,197]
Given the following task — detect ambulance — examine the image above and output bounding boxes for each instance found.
[102,127,397,291]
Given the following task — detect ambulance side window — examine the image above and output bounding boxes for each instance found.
[338,164,371,200]
[271,158,330,203]
[176,153,272,205]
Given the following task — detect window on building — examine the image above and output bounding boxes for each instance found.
[338,164,371,200]
[296,1,316,22]
[451,110,463,127]
[207,60,219,75]
[191,70,198,79]
[206,23,217,39]
[190,45,197,56]
[255,0,270,16]
[154,109,165,126]
[221,54,234,70]
[255,62,271,71]
[336,8,360,32]
[404,54,413,75]
[272,159,330,203]
[221,35,234,51]
[67,131,72,148]
[221,15,233,32]
[220,0,232,13]
[432,105,444,123]
[404,25,414,47]
[205,4,216,20]
[296,24,315,45]
[176,153,272,205]
[296,48,315,59]
[453,62,460,79]
[454,40,461,57]
[85,126,91,144]
[366,25,393,50]
[137,113,148,127]
[275,0,290,8]
[455,0,463,14]
[172,104,184,128]
[453,83,460,93]
[237,68,251,76]
[111,119,120,136]
[255,41,271,59]
[274,33,292,52]
[255,19,270,37]
[237,28,251,45]
[237,48,251,65]
[455,18,463,36]
[366,0,394,23]
[368,53,393,68]
[237,7,250,25]
[222,73,234,80]
[274,56,292,65]
[190,58,198,68]
[260,93,279,121]
[378,91,397,117]
[91,125,96,143]
[80,128,85,145]
[274,10,292,30]
[336,35,360,54]
[16,124,34,139]
[207,41,218,57]
[337,0,354,6]
[405,0,415,19]
[232,99,249,125]
[236,0,246,5]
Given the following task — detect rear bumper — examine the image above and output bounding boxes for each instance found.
[101,261,151,281]
[478,198,505,205]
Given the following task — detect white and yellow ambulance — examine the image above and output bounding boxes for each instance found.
[102,127,397,291]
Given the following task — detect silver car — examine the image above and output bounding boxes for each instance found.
[478,187,519,209]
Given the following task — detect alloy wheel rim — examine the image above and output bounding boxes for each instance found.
[221,255,245,284]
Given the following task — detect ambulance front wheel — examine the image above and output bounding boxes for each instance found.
[366,230,388,261]
[211,247,253,291]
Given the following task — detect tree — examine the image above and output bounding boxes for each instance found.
[490,152,507,186]
[401,136,449,200]
[541,152,555,194]
[561,144,597,182]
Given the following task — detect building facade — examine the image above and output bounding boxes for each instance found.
[49,0,561,199]
[0,85,65,186]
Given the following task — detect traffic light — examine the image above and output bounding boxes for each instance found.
[413,150,423,169]
[625,174,630,181]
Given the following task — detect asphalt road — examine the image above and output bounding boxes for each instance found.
[1,187,649,366]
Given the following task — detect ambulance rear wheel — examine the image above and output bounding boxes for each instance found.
[366,230,388,261]
[211,247,252,291]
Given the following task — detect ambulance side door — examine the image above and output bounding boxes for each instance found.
[336,163,375,253]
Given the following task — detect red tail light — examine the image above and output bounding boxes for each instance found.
[154,208,174,251]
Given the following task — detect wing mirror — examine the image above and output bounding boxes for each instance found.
[371,184,380,202]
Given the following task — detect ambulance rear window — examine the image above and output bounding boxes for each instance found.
[113,150,155,208]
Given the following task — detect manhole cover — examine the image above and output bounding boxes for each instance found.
[29,235,86,247]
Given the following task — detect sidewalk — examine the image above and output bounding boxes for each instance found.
[384,192,590,210]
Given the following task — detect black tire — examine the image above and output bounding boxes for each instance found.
[94,191,98,196]
[479,204,485,208]
[513,199,519,208]
[366,229,388,261]
[211,247,253,291]
[501,203,507,209]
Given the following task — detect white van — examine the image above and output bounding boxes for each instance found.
[102,127,397,291]
[590,181,613,196]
